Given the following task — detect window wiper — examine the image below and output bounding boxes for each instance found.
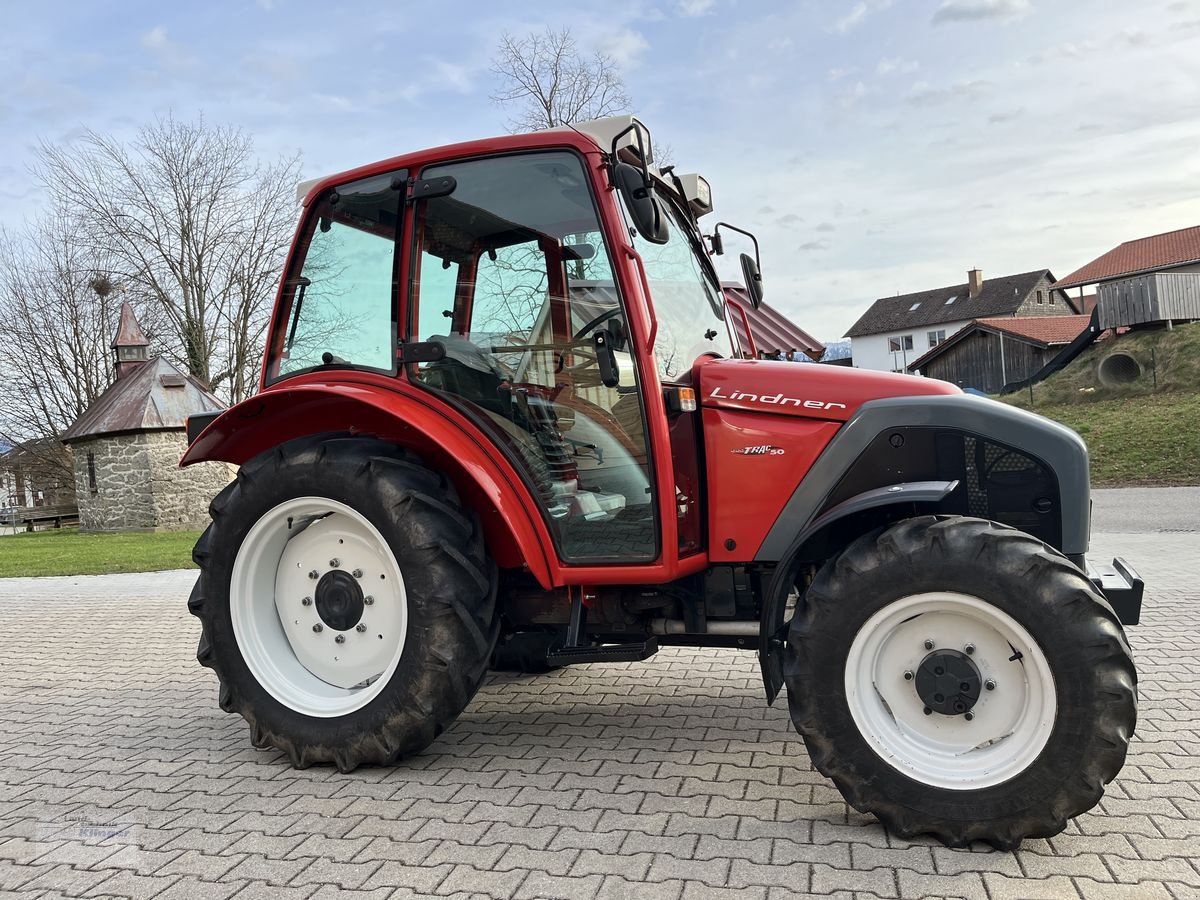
[285,277,312,351]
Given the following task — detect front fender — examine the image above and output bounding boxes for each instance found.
[182,380,555,587]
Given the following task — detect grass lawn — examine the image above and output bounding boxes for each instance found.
[1007,391,1200,487]
[0,528,201,578]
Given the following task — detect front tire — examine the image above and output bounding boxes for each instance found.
[784,516,1136,849]
[189,435,498,771]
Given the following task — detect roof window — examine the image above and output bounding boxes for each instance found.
[909,302,921,311]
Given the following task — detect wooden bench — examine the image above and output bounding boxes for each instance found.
[19,505,80,532]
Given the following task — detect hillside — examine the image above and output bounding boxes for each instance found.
[1004,322,1200,486]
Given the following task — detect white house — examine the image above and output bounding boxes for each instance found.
[845,269,1081,372]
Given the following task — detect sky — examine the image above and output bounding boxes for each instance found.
[2,0,1200,341]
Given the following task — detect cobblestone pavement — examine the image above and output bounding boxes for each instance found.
[0,531,1196,899]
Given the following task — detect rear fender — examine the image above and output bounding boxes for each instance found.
[182,382,554,587]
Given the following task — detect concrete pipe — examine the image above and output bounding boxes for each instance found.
[1098,352,1143,386]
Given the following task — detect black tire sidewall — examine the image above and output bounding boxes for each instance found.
[788,518,1133,831]
[199,437,493,757]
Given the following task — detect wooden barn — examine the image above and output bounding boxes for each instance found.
[907,315,1091,394]
[1057,225,1200,329]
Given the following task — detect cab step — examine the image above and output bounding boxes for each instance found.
[546,637,659,666]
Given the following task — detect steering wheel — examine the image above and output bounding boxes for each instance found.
[572,307,622,342]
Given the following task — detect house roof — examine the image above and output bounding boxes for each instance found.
[1056,225,1200,289]
[110,300,150,349]
[845,269,1064,338]
[906,314,1091,372]
[723,284,825,360]
[61,356,225,443]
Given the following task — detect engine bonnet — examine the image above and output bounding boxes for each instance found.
[699,357,960,422]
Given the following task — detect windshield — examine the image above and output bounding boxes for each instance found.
[631,194,734,381]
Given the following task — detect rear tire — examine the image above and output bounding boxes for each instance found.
[784,515,1136,849]
[189,435,498,771]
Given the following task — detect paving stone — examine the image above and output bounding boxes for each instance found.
[0,537,1196,900]
[223,853,314,886]
[646,854,731,887]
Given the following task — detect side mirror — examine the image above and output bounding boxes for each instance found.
[740,252,764,308]
[614,162,669,245]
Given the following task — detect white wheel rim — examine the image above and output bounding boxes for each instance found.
[844,591,1057,790]
[230,497,408,717]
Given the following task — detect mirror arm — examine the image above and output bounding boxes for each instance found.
[714,222,761,269]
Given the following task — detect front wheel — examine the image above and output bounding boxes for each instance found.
[188,435,498,771]
[784,516,1136,849]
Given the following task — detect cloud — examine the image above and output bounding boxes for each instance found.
[816,221,836,232]
[676,0,715,16]
[430,59,472,93]
[835,80,869,110]
[776,213,803,227]
[905,78,991,107]
[876,57,919,76]
[828,66,859,82]
[933,0,1032,25]
[596,27,649,68]
[832,0,893,34]
[140,26,169,51]
[799,239,831,252]
[138,24,194,67]
[987,108,1024,124]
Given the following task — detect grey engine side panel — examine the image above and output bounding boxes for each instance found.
[754,394,1091,561]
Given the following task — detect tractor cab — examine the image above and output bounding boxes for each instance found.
[259,118,737,568]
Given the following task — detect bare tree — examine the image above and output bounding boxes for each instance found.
[34,116,300,403]
[0,211,129,478]
[491,28,632,132]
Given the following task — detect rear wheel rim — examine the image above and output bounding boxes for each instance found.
[230,497,408,717]
[844,591,1057,790]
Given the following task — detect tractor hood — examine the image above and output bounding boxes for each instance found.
[699,357,960,422]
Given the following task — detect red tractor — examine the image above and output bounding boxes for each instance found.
[184,117,1141,849]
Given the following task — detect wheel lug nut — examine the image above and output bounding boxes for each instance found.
[903,670,913,681]
[302,596,312,606]
[308,570,319,580]
[329,558,340,568]
[964,643,975,655]
[924,639,934,650]
[335,634,345,644]
[352,569,363,579]
[964,712,974,721]
[364,596,374,605]
[356,623,367,633]
[312,623,323,633]
[985,679,996,691]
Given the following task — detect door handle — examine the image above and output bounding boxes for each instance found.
[592,331,620,388]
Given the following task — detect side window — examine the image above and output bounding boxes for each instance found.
[270,174,400,380]
[415,251,458,341]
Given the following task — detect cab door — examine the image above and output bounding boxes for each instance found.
[403,150,660,565]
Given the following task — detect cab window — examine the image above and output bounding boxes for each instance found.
[268,173,401,381]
